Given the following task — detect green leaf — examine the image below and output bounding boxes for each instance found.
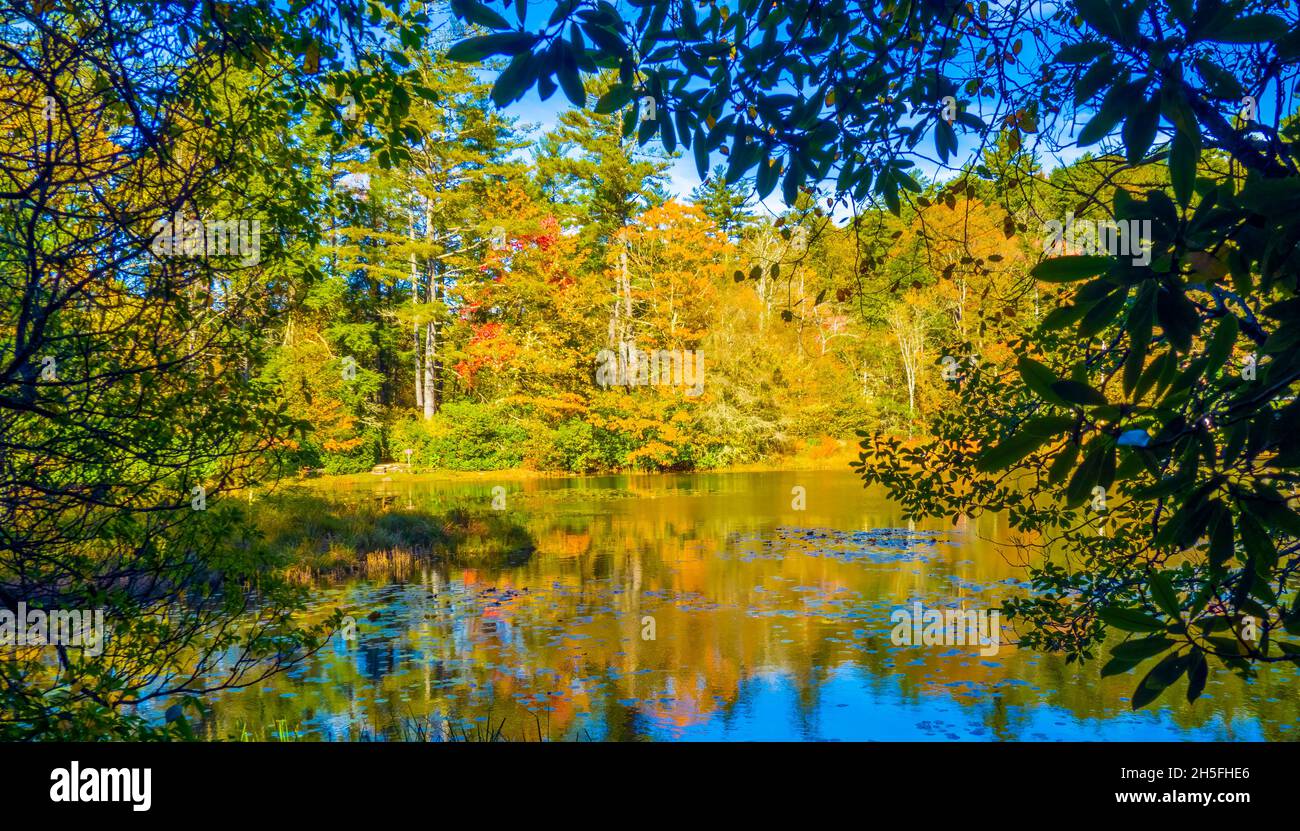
[1017,356,1068,405]
[1031,255,1112,282]
[1040,302,1092,331]
[548,0,577,27]
[1186,649,1208,702]
[1208,14,1289,43]
[1195,59,1244,99]
[1208,505,1235,568]
[1100,653,1144,676]
[1112,635,1174,660]
[881,179,900,216]
[1131,652,1188,709]
[1238,511,1277,573]
[538,71,558,102]
[1048,441,1080,484]
[1123,286,1156,395]
[491,53,536,107]
[582,22,629,57]
[1099,607,1167,633]
[1078,77,1140,146]
[1122,94,1159,165]
[784,155,807,207]
[1077,103,1124,147]
[1204,314,1239,375]
[693,131,710,180]
[755,157,779,200]
[593,84,634,114]
[447,32,539,62]
[1078,288,1127,338]
[934,117,957,163]
[1156,286,1199,351]
[1153,486,1213,550]
[1169,128,1199,207]
[1148,572,1182,620]
[1066,440,1108,504]
[1050,380,1108,406]
[1074,55,1117,105]
[660,106,677,154]
[556,43,586,107]
[975,428,1054,472]
[451,0,513,30]
[1134,348,1175,400]
[1023,415,1078,438]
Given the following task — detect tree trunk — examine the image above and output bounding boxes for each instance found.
[422,319,437,420]
[421,202,440,420]
[411,208,423,412]
[609,242,633,347]
[889,305,923,420]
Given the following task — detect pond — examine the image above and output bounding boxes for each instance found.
[164,469,1299,741]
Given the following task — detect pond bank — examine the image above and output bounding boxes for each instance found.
[286,439,863,486]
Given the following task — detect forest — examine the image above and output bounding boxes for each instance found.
[99,56,1094,479]
[21,52,1154,479]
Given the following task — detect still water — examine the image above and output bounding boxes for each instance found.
[177,470,1298,741]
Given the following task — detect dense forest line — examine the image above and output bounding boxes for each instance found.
[217,54,1182,476]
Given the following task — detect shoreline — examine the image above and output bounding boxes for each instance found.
[297,455,860,488]
[288,441,862,488]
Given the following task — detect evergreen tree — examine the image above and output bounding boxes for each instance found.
[690,164,755,241]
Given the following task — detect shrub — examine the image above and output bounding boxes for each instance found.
[390,402,529,471]
[529,419,624,473]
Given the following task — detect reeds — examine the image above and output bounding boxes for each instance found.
[251,489,536,581]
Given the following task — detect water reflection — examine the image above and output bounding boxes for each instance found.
[168,471,1299,741]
